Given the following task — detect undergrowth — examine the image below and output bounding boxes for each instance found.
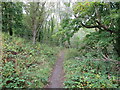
[1,33,60,88]
[64,48,120,88]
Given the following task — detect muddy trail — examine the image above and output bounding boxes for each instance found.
[45,50,65,88]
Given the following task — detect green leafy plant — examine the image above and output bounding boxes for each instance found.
[2,33,60,88]
[64,48,120,88]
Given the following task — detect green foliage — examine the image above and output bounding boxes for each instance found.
[78,30,120,61]
[24,2,46,44]
[65,48,79,59]
[2,2,23,36]
[63,3,120,87]
[1,1,120,89]
[2,62,26,88]
[53,17,81,46]
[70,28,95,48]
[73,1,120,56]
[64,49,120,88]
[2,33,59,88]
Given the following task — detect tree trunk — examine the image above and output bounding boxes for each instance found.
[115,35,120,57]
[115,17,120,57]
[32,24,37,44]
[67,38,71,48]
[9,13,13,36]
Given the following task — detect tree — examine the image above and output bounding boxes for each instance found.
[24,2,46,44]
[53,2,77,47]
[73,2,120,56]
[2,2,23,36]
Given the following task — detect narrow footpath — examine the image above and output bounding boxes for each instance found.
[45,50,65,88]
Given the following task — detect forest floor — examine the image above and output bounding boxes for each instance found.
[45,50,65,88]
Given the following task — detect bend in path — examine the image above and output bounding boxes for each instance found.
[45,50,65,88]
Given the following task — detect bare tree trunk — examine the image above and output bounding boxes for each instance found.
[32,24,37,44]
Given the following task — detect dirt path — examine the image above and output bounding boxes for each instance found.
[45,50,65,88]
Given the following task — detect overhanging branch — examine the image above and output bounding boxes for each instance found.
[81,21,117,34]
[81,22,99,28]
[95,20,117,34]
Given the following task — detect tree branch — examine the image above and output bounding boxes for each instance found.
[81,22,100,28]
[81,21,117,34]
[95,20,117,34]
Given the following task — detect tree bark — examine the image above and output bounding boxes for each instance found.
[32,24,37,44]
[115,16,120,57]
[8,11,13,36]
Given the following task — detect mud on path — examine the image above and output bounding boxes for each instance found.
[45,50,65,88]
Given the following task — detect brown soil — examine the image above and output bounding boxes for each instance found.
[45,50,65,88]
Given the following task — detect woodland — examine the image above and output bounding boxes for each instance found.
[1,1,120,88]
